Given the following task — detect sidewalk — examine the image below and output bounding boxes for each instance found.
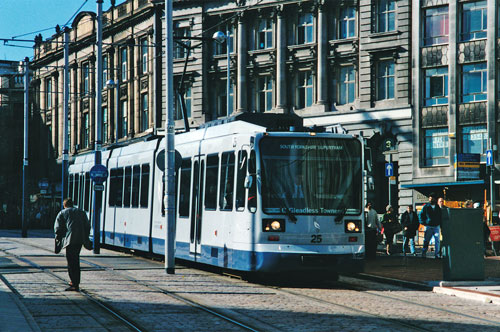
[363,250,500,304]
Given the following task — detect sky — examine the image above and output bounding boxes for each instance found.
[0,0,127,61]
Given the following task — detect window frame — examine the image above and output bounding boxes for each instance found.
[461,1,487,41]
[424,127,450,166]
[338,65,356,105]
[376,59,395,100]
[256,75,273,112]
[461,62,487,103]
[423,6,449,46]
[462,125,487,160]
[424,67,449,106]
[296,12,314,45]
[340,6,356,39]
[141,38,148,74]
[256,18,273,50]
[141,93,148,132]
[120,48,128,82]
[296,70,314,109]
[376,0,396,33]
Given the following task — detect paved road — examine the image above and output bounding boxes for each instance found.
[2,230,500,331]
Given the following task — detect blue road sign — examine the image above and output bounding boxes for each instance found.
[487,149,493,166]
[90,164,108,184]
[385,163,393,177]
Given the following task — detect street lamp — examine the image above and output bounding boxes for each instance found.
[106,78,119,142]
[212,30,230,117]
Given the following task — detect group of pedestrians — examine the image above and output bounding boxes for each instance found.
[365,192,445,258]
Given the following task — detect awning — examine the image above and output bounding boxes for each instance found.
[401,180,485,189]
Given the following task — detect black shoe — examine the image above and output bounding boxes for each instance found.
[65,286,79,291]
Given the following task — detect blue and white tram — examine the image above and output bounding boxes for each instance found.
[69,116,365,275]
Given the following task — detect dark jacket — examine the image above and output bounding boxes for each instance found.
[419,203,442,227]
[401,211,419,237]
[54,207,91,249]
[382,211,399,234]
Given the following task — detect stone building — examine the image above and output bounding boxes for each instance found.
[31,0,413,212]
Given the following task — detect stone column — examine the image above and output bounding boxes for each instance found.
[275,7,287,112]
[237,16,247,113]
[316,3,327,107]
[127,41,135,137]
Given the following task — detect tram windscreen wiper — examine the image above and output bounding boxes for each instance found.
[267,183,297,222]
[335,206,347,223]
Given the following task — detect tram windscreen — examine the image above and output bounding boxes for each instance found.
[260,136,362,215]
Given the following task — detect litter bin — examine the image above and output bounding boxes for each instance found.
[441,208,484,281]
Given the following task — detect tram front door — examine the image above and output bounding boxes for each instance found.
[189,158,204,257]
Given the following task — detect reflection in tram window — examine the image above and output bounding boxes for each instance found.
[179,159,191,217]
[235,150,247,211]
[132,165,140,208]
[140,164,150,208]
[84,172,91,212]
[205,154,219,210]
[124,166,132,207]
[116,168,124,207]
[219,152,235,211]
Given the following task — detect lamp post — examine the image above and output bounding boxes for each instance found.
[212,30,230,116]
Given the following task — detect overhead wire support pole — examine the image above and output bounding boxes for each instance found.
[21,57,29,238]
[165,0,176,274]
[92,0,103,254]
[62,27,70,209]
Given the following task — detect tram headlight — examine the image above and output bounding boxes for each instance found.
[263,219,285,232]
[345,220,361,233]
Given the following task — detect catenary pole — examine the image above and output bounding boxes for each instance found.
[21,57,29,238]
[165,0,175,274]
[62,27,70,207]
[92,0,103,254]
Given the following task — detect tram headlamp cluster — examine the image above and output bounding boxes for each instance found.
[345,220,361,233]
[263,219,285,232]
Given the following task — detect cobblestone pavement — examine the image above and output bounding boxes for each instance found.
[2,230,500,332]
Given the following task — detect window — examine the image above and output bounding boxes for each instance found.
[424,6,449,46]
[338,65,355,105]
[424,67,448,106]
[140,164,149,208]
[123,166,132,207]
[174,85,191,120]
[462,125,487,158]
[256,76,273,112]
[46,79,52,108]
[462,62,487,102]
[216,79,233,117]
[205,154,219,210]
[141,38,148,74]
[120,48,127,82]
[179,159,192,217]
[120,100,127,138]
[377,59,395,100]
[219,152,235,211]
[296,71,313,109]
[74,174,80,207]
[83,113,89,148]
[340,7,356,39]
[297,13,314,44]
[131,165,140,208]
[376,0,396,32]
[461,1,487,41]
[235,151,248,211]
[84,172,91,212]
[174,26,190,59]
[214,24,234,56]
[102,55,108,84]
[141,94,148,132]
[83,63,90,95]
[256,18,273,50]
[424,128,449,166]
[102,107,108,142]
[115,168,124,207]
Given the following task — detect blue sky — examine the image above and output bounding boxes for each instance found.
[0,0,126,61]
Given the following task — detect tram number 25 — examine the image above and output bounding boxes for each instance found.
[311,234,322,243]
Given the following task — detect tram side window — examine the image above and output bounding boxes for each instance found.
[131,165,140,208]
[84,172,91,212]
[123,166,132,207]
[140,164,150,208]
[79,175,84,209]
[205,154,219,210]
[235,151,247,211]
[116,168,124,207]
[179,158,192,217]
[109,168,117,207]
[74,174,80,207]
[219,152,235,211]
[248,150,257,212]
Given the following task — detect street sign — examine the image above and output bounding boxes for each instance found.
[385,163,393,177]
[90,164,108,184]
[486,149,493,166]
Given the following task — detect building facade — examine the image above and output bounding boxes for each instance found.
[32,0,413,213]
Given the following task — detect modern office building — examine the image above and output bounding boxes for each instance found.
[31,0,413,212]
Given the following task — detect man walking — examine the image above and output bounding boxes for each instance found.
[54,198,91,291]
[419,193,442,259]
[365,202,381,259]
[401,205,419,256]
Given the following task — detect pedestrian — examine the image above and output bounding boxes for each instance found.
[365,202,381,259]
[382,205,399,255]
[54,198,91,291]
[419,193,442,259]
[400,205,419,256]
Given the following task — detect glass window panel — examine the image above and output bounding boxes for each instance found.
[140,164,150,208]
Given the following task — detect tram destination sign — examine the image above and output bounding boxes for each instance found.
[454,153,480,181]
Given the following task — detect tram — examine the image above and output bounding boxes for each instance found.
[68,114,365,275]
